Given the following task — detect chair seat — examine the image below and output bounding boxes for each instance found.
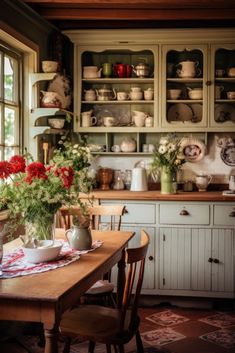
[60,305,134,344]
[85,280,115,295]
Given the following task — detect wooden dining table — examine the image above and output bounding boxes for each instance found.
[0,229,135,353]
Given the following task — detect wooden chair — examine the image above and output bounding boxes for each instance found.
[58,204,126,304]
[60,229,150,353]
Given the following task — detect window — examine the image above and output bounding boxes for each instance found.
[0,42,22,161]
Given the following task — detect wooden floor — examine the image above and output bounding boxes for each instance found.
[1,303,235,353]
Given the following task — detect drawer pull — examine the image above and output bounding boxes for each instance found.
[180,209,189,216]
[229,211,235,217]
[213,258,220,264]
[208,257,213,263]
[148,255,154,261]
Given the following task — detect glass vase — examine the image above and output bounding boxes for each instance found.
[25,214,55,241]
[160,166,176,194]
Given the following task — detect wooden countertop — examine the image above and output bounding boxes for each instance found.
[84,190,235,202]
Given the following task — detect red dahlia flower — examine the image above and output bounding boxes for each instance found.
[55,166,74,189]
[9,155,26,174]
[25,162,48,183]
[0,161,12,179]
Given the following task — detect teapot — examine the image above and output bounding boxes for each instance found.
[40,91,62,108]
[132,62,150,78]
[96,87,116,101]
[65,225,92,250]
[195,173,212,192]
[120,137,136,152]
[176,61,201,78]
[84,89,97,101]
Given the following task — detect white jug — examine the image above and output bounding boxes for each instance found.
[130,167,148,191]
[176,61,201,78]
[195,174,212,192]
[132,110,147,127]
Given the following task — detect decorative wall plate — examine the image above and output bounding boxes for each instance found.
[181,138,206,163]
[220,144,235,166]
[191,103,203,123]
[167,103,193,122]
[215,104,235,123]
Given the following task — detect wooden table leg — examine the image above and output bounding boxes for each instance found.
[44,327,59,353]
[116,248,126,309]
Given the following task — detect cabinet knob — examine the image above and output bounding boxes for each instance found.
[124,208,129,214]
[213,258,220,264]
[148,255,154,261]
[206,80,212,86]
[229,211,235,217]
[208,257,213,263]
[179,209,189,216]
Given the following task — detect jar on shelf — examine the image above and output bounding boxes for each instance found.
[113,170,124,190]
[124,170,132,190]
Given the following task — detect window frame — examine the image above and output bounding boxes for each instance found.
[0,41,23,160]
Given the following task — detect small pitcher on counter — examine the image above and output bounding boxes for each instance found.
[195,173,212,192]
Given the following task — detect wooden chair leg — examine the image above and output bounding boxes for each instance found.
[88,340,95,353]
[135,330,144,353]
[106,344,112,353]
[63,337,72,353]
[118,344,125,353]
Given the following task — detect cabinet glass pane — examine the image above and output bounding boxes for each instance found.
[81,49,155,130]
[214,48,235,124]
[166,49,204,125]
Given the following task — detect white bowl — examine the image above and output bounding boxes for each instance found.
[227,91,235,100]
[22,240,62,263]
[167,89,182,100]
[42,60,58,73]
[48,118,65,129]
[188,89,203,100]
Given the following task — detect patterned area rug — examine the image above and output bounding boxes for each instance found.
[198,312,235,328]
[141,327,186,347]
[145,310,190,326]
[200,328,235,349]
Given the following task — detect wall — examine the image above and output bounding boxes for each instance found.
[90,133,235,185]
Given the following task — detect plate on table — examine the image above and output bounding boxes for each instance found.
[181,138,206,163]
[215,104,235,123]
[220,144,235,166]
[167,103,193,122]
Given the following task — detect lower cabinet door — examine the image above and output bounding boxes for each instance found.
[211,228,234,293]
[191,228,234,293]
[159,227,191,290]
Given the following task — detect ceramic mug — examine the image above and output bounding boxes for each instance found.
[82,115,97,127]
[215,85,224,99]
[102,62,112,77]
[111,144,121,152]
[144,90,154,100]
[216,69,225,77]
[117,91,129,101]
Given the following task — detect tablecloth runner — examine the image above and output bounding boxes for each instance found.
[0,239,103,279]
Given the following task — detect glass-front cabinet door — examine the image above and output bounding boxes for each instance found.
[161,44,208,130]
[210,45,235,129]
[74,45,158,154]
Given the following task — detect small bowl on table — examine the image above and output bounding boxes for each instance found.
[22,240,62,263]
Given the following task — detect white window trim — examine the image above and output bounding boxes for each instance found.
[0,27,37,158]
